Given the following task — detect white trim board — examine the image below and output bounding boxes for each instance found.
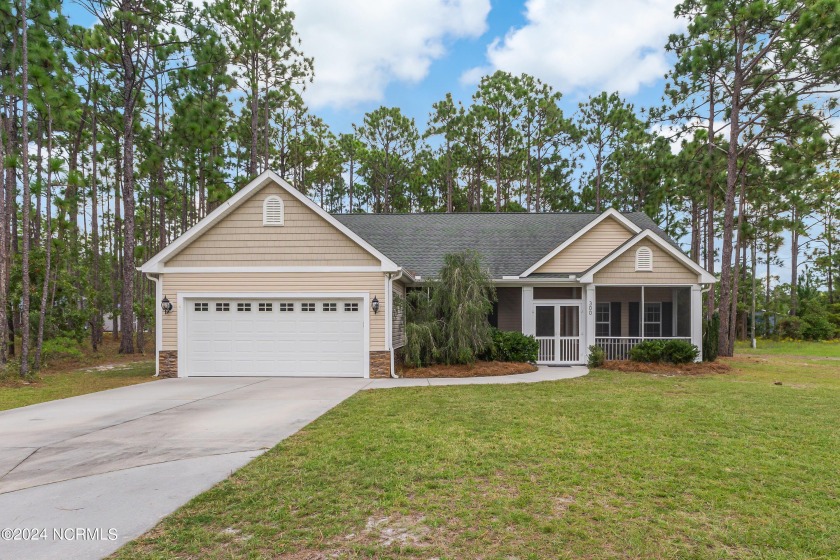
[176,291,371,379]
[160,266,389,274]
[140,170,399,273]
[578,229,717,284]
[520,209,641,277]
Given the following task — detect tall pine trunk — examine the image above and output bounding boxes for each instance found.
[19,0,31,376]
[90,98,102,351]
[35,111,53,370]
[717,27,745,357]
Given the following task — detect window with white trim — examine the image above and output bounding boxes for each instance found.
[279,303,294,312]
[194,302,208,312]
[302,303,315,312]
[344,302,359,312]
[237,302,252,312]
[263,195,284,226]
[216,302,230,312]
[258,303,273,312]
[595,302,611,337]
[644,302,661,337]
[635,246,653,271]
[323,302,337,312]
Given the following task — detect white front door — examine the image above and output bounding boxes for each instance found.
[184,297,366,377]
[535,303,582,364]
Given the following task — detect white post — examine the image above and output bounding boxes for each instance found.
[522,286,534,336]
[691,284,703,361]
[584,284,596,363]
[640,285,645,340]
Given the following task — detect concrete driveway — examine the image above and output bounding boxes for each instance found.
[0,366,586,560]
[0,377,370,560]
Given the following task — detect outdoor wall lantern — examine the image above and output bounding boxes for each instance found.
[161,295,173,315]
[371,295,380,314]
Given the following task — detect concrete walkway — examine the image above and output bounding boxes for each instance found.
[0,365,586,560]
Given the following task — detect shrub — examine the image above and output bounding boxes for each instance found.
[488,329,539,362]
[630,339,699,364]
[41,336,83,363]
[702,313,719,361]
[802,314,835,341]
[587,345,605,368]
[662,339,699,364]
[778,317,803,339]
[629,340,666,362]
[432,251,495,364]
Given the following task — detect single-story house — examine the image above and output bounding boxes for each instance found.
[140,171,715,378]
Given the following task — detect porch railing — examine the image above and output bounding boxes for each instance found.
[594,337,692,361]
[536,336,581,363]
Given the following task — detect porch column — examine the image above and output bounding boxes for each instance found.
[691,284,702,361]
[584,284,596,363]
[640,286,645,340]
[522,287,534,336]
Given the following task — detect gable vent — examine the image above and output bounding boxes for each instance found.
[635,246,653,271]
[263,195,284,226]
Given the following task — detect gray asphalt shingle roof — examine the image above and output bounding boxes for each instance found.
[332,212,680,279]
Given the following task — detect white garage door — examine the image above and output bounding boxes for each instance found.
[184,297,366,377]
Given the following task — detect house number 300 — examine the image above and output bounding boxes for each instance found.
[588,301,593,316]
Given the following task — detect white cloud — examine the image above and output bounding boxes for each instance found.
[288,0,490,108]
[462,0,684,95]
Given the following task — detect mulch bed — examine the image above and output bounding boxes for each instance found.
[398,361,538,378]
[600,360,731,376]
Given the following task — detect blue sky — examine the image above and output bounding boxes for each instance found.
[66,0,685,134]
[286,0,682,134]
[63,0,809,283]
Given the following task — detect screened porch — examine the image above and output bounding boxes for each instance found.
[593,286,693,360]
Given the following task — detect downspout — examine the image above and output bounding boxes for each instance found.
[145,273,162,377]
[388,268,404,378]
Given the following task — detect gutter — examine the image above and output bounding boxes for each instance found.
[387,268,404,379]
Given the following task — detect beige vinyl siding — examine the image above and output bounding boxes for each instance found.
[392,280,406,348]
[534,218,633,274]
[160,272,387,351]
[596,286,673,336]
[594,241,699,284]
[166,182,379,267]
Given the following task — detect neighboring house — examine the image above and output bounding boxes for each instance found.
[140,171,715,379]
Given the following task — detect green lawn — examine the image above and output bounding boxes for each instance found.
[735,338,840,358]
[0,360,156,411]
[115,343,840,559]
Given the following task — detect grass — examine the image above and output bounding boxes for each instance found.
[0,339,156,411]
[735,338,840,358]
[114,341,840,560]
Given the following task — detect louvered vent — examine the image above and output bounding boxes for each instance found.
[635,246,653,271]
[263,195,284,226]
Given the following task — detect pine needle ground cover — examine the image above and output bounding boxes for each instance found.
[116,344,839,559]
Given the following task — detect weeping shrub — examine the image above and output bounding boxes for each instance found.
[403,290,440,367]
[433,251,496,364]
[403,251,496,366]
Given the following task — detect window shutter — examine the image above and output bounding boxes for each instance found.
[629,302,640,337]
[610,302,621,337]
[263,196,284,226]
[662,302,673,337]
[635,247,653,271]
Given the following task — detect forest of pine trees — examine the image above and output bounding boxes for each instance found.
[0,0,838,376]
